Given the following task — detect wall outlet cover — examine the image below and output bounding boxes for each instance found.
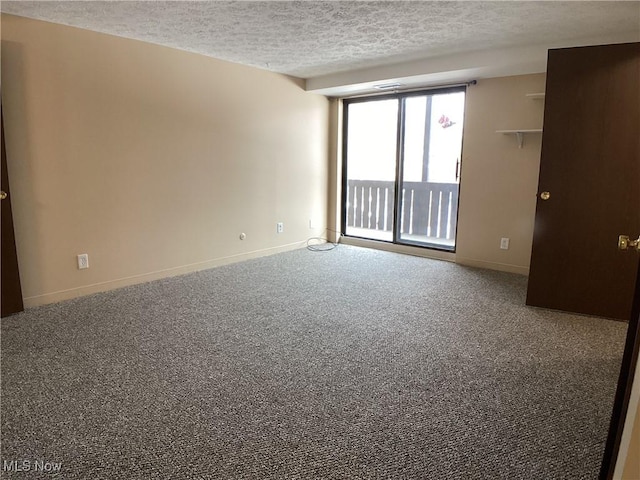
[77,253,89,269]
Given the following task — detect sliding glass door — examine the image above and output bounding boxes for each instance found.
[343,99,398,242]
[343,88,465,251]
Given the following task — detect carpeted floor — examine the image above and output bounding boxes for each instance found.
[0,245,627,479]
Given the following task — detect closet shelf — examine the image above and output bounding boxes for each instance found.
[496,129,543,148]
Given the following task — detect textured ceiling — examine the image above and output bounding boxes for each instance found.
[2,1,639,79]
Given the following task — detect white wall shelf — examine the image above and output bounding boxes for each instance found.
[496,93,545,148]
[496,129,543,148]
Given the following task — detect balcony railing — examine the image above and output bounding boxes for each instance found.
[345,180,459,247]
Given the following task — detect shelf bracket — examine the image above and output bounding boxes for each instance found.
[496,129,542,148]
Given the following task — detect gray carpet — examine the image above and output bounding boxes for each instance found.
[0,245,627,479]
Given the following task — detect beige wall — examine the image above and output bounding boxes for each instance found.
[1,15,329,306]
[456,73,546,275]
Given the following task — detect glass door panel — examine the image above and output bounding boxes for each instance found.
[398,91,465,250]
[344,99,398,241]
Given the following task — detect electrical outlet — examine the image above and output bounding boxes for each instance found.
[77,253,89,269]
[277,222,284,234]
[500,237,510,250]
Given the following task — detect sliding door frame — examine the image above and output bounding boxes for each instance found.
[392,94,406,246]
[341,86,466,252]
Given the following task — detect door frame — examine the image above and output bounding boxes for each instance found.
[600,260,640,479]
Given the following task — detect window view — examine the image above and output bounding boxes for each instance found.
[344,99,398,242]
[343,89,466,251]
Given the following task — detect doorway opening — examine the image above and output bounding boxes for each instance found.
[342,87,466,251]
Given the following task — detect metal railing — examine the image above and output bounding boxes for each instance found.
[345,180,459,242]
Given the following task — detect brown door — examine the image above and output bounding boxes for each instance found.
[1,104,24,317]
[526,43,640,320]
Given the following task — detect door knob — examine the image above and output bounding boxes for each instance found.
[540,191,551,200]
[0,191,7,200]
[618,235,640,251]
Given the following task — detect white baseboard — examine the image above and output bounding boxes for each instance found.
[456,256,529,276]
[23,241,307,308]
